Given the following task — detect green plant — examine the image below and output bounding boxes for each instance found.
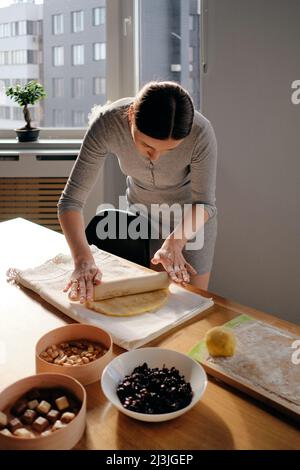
[5,80,46,130]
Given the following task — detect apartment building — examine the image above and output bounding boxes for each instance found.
[0,0,43,129]
[43,0,106,127]
[139,0,201,109]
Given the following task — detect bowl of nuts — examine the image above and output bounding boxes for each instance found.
[101,348,207,422]
[0,373,86,450]
[36,324,113,386]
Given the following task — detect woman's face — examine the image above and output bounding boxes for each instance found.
[128,108,184,161]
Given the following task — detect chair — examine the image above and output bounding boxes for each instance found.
[85,208,150,267]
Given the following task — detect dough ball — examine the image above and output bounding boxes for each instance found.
[205,326,236,357]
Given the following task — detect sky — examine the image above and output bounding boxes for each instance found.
[0,0,44,8]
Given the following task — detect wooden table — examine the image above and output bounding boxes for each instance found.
[1,218,299,450]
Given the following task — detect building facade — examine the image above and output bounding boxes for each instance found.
[139,0,201,109]
[0,0,43,129]
[43,0,106,127]
[0,0,201,129]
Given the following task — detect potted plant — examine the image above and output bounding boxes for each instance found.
[5,80,46,142]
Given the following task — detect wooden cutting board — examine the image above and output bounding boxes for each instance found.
[189,315,300,422]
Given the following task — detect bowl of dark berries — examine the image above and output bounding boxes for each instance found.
[101,348,207,422]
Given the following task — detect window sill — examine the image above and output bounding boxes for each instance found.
[0,139,82,153]
[0,127,86,141]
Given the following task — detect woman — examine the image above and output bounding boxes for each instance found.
[58,81,217,303]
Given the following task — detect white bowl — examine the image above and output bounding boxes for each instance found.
[101,347,207,422]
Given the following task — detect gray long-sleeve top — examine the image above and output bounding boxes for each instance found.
[57,98,217,219]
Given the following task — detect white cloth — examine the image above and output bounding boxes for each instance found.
[14,246,214,350]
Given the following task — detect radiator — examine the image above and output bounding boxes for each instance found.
[0,176,68,232]
[0,151,104,232]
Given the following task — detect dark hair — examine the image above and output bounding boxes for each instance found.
[132,81,194,140]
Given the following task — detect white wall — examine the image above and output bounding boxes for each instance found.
[202,0,300,323]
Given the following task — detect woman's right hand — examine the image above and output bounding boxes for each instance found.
[63,257,102,304]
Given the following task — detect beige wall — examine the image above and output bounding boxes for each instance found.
[202,0,300,323]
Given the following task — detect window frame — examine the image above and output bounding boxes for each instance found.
[52,45,64,67]
[72,77,85,98]
[72,110,85,127]
[52,77,64,98]
[93,42,106,61]
[72,44,85,66]
[0,0,140,140]
[93,76,106,96]
[52,13,64,35]
[71,10,84,33]
[52,109,65,127]
[93,7,106,26]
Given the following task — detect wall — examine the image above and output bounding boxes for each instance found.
[202,0,300,323]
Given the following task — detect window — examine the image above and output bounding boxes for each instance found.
[11,78,35,86]
[18,21,27,36]
[0,23,11,38]
[52,14,63,35]
[12,106,37,121]
[53,46,64,66]
[93,7,105,26]
[27,50,38,64]
[72,45,84,65]
[0,106,10,120]
[189,15,194,31]
[0,0,201,131]
[27,21,35,35]
[93,43,106,61]
[11,50,28,65]
[72,78,85,98]
[139,2,201,109]
[12,107,24,120]
[3,23,10,38]
[93,77,106,95]
[0,79,10,91]
[10,21,35,37]
[37,20,43,36]
[0,52,8,66]
[11,22,17,37]
[53,78,64,98]
[72,110,85,126]
[71,11,84,33]
[53,109,65,127]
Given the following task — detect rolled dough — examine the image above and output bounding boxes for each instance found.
[85,289,169,317]
[92,252,170,300]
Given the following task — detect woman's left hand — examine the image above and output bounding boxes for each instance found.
[151,237,197,285]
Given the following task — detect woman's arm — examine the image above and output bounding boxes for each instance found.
[59,210,94,263]
[172,204,209,244]
[57,116,108,302]
[59,210,102,303]
[190,119,217,218]
[151,119,217,284]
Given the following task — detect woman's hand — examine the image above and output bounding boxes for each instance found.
[63,257,102,304]
[151,237,197,285]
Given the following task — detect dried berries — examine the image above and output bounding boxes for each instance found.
[117,363,193,414]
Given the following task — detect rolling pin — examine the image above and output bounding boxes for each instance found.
[93,271,170,300]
